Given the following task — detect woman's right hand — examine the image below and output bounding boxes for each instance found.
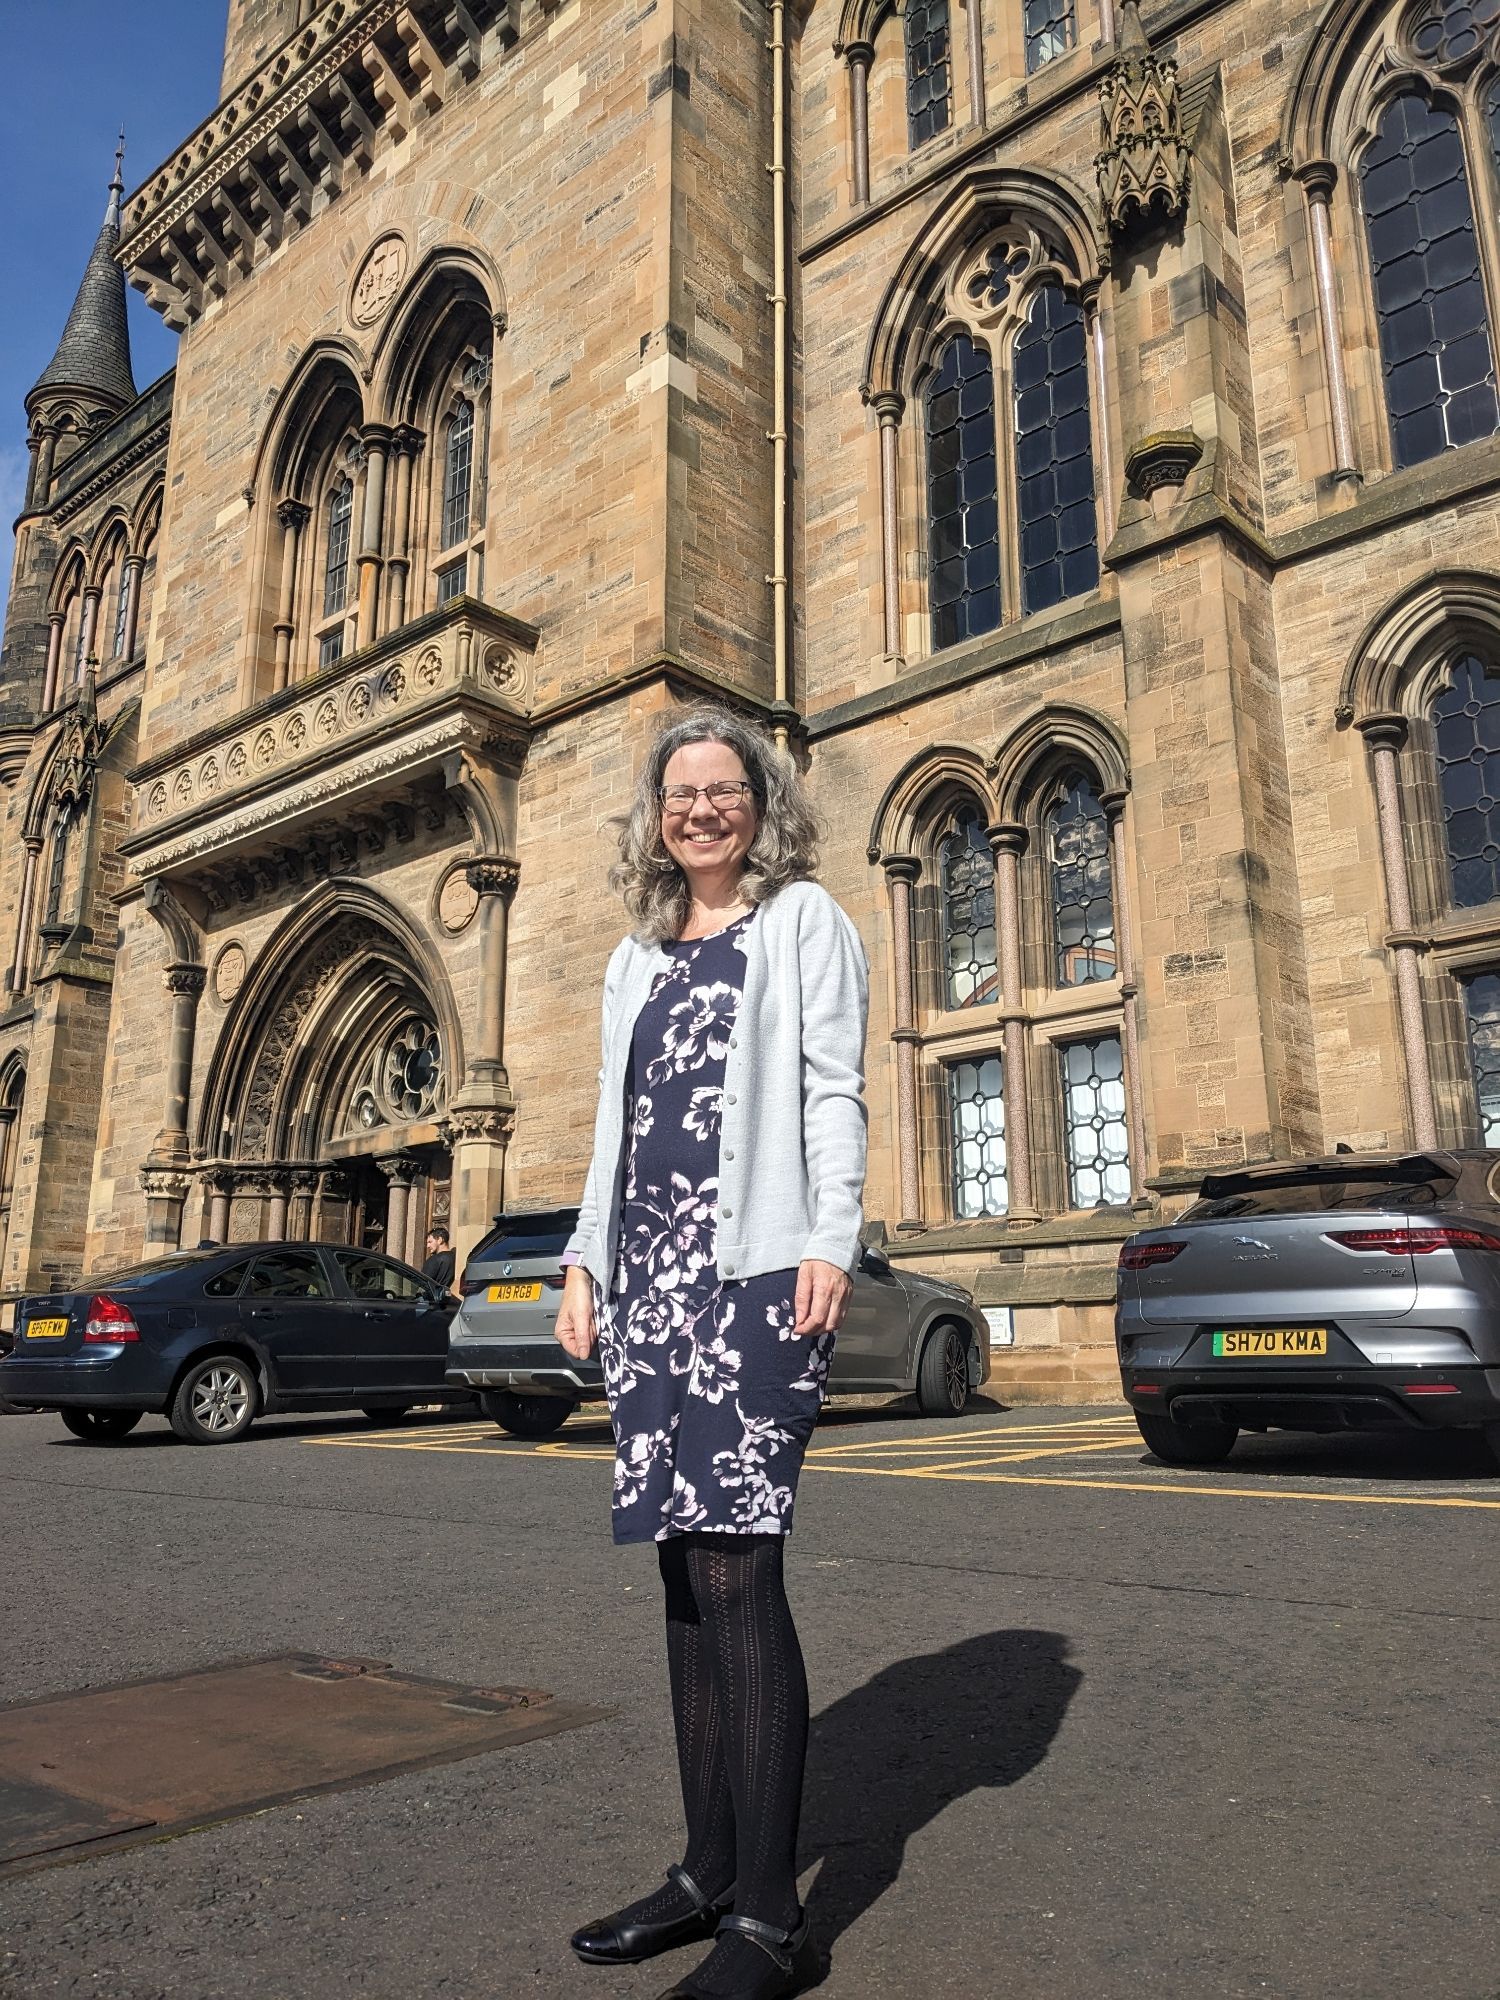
[555,1265,598,1360]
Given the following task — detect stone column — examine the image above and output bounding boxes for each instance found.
[379,1153,418,1257]
[465,857,521,1084]
[443,1107,514,1271]
[843,41,874,205]
[356,424,393,649]
[8,837,43,993]
[288,1170,318,1240]
[78,588,102,684]
[119,555,146,661]
[273,499,309,689]
[205,1170,235,1244]
[963,0,985,126]
[989,822,1037,1219]
[1098,0,1118,38]
[872,391,905,663]
[1298,162,1359,483]
[265,1176,291,1241]
[153,964,207,1159]
[33,428,58,509]
[1085,288,1117,545]
[1103,790,1148,1195]
[384,426,422,630]
[1361,715,1437,1147]
[141,1168,192,1255]
[314,1168,352,1244]
[41,613,65,713]
[881,854,925,1231]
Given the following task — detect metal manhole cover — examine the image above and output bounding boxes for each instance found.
[0,1652,607,1878]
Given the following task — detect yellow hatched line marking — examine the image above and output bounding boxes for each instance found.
[807,1424,1132,1458]
[796,1460,1500,1510]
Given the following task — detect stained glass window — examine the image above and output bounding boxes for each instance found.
[949,1055,1008,1218]
[323,477,353,616]
[1432,652,1500,907]
[926,335,1001,650]
[1048,775,1116,985]
[1462,970,1500,1142]
[939,807,999,1007]
[442,398,474,549]
[1408,0,1500,65]
[1015,281,1099,614]
[905,0,951,150]
[1361,93,1500,470]
[1024,0,1076,72]
[1060,1035,1131,1206]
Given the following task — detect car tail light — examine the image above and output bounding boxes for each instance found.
[542,1275,566,1292]
[1403,1382,1460,1395]
[1326,1227,1500,1255]
[83,1296,139,1342]
[1118,1241,1186,1270]
[458,1277,486,1296]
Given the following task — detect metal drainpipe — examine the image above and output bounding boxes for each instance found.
[768,0,791,750]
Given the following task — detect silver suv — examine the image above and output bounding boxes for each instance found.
[1116,1151,1500,1467]
[447,1208,990,1434]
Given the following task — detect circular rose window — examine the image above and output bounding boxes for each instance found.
[383,1020,442,1120]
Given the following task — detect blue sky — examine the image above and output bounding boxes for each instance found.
[0,1,227,622]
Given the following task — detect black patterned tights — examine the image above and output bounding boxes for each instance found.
[607,1533,809,1994]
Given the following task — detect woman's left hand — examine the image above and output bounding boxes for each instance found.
[793,1258,852,1336]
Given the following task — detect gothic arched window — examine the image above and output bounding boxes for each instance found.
[1015,281,1098,615]
[1411,0,1500,65]
[904,0,951,149]
[1432,651,1500,907]
[950,1054,1008,1218]
[323,477,353,618]
[442,396,475,550]
[1024,0,1076,73]
[939,805,999,1007]
[1046,773,1116,985]
[1361,91,1500,470]
[926,335,1000,649]
[109,560,130,660]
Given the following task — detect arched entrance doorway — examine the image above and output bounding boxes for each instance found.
[196,895,463,1266]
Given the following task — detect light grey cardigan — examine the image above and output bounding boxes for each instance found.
[564,879,869,1287]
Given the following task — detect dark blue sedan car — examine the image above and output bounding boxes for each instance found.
[0,1242,468,1444]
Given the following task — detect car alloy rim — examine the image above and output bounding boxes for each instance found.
[945,1332,966,1408]
[192,1366,251,1432]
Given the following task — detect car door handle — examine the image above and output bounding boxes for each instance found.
[248,1305,276,1318]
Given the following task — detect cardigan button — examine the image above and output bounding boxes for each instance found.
[724,1149,734,1161]
[726,1093,737,1105]
[722,1206,733,1218]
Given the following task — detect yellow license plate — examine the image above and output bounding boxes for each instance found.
[26,1317,69,1340]
[488,1282,542,1304]
[1212,1328,1328,1358]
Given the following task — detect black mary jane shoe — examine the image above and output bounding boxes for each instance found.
[654,1909,819,2000]
[569,1864,733,1967]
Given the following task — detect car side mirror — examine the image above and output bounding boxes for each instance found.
[861,1248,890,1275]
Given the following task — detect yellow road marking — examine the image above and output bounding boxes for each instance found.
[794,1461,1500,1509]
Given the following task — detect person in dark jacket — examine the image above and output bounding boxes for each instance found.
[421,1226,455,1291]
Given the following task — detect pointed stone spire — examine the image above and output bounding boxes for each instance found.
[1118,0,1149,53]
[27,133,137,420]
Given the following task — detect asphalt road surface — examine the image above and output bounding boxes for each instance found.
[2,1397,1496,2000]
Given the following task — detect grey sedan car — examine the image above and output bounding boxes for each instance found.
[1116,1150,1500,1467]
[447,1207,990,1435]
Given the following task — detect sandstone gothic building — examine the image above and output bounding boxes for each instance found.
[5,0,1500,1398]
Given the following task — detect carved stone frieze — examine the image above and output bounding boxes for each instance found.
[140,1168,193,1203]
[465,857,520,901]
[440,1104,515,1147]
[1096,3,1192,238]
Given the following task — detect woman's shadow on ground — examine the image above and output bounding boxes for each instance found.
[799,1629,1079,1951]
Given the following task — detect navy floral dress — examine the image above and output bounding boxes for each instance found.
[595,911,835,1545]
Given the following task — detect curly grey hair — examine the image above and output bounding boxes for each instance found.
[610,703,821,943]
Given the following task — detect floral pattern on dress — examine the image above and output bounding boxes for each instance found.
[595,909,832,1545]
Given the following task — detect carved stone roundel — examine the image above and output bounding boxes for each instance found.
[214,941,248,1004]
[438,868,480,936]
[350,234,409,328]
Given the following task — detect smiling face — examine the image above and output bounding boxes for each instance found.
[659,738,760,893]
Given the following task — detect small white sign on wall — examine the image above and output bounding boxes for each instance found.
[982,1307,1015,1348]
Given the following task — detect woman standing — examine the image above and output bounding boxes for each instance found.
[557,704,868,2000]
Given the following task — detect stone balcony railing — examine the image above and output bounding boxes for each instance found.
[121,598,536,895]
[117,0,520,328]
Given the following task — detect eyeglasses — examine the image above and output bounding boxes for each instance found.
[659,781,754,814]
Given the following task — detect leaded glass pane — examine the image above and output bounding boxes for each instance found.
[319,630,344,670]
[1432,653,1500,907]
[1362,93,1500,470]
[1060,1035,1131,1206]
[110,569,128,658]
[948,1055,1008,1219]
[1048,775,1116,985]
[1462,970,1500,1142]
[1015,282,1099,615]
[442,398,475,549]
[905,0,951,150]
[437,559,467,606]
[323,478,352,616]
[1408,0,1500,65]
[1024,0,1076,72]
[940,808,999,1007]
[926,335,1000,650]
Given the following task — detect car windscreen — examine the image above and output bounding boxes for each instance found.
[1183,1166,1458,1220]
[468,1211,579,1263]
[83,1253,224,1290]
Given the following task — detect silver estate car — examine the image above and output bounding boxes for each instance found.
[447,1208,990,1434]
[1116,1150,1500,1468]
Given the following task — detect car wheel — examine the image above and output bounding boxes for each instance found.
[59,1407,143,1443]
[360,1405,413,1424]
[1136,1410,1238,1466]
[479,1390,575,1437]
[169,1355,258,1445]
[916,1324,971,1417]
